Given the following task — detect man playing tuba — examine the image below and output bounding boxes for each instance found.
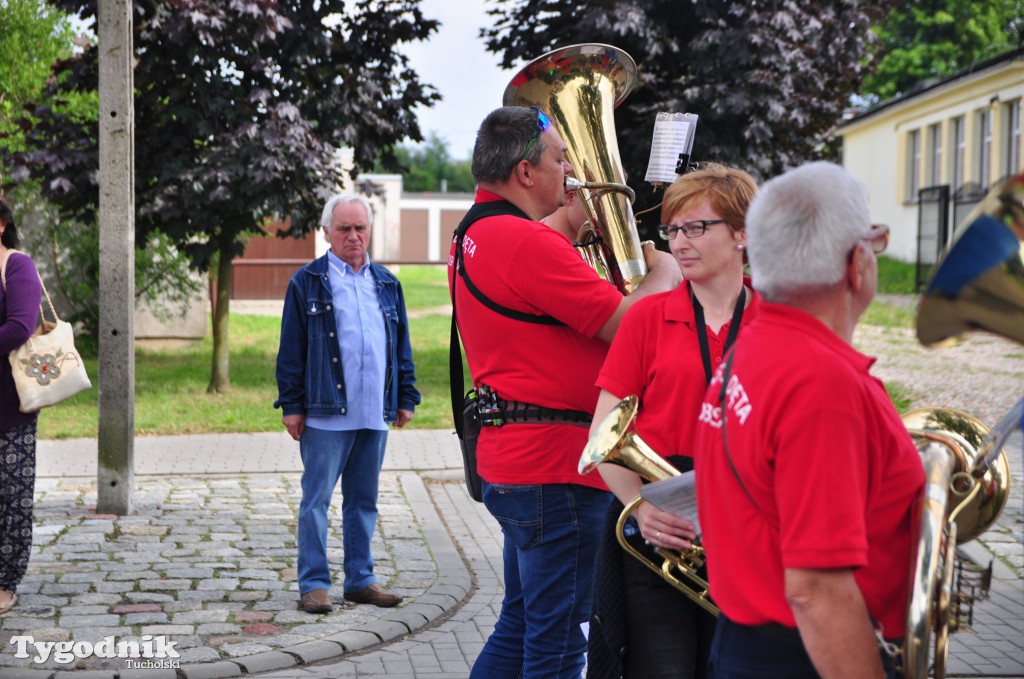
[450,105,680,679]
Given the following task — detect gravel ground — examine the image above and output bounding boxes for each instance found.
[856,294,1023,575]
[855,299,1023,428]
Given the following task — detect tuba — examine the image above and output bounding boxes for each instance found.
[503,44,647,294]
[902,172,1024,679]
[578,395,718,617]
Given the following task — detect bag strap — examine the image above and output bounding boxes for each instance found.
[0,249,61,325]
[1,248,12,291]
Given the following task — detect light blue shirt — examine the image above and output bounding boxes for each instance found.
[307,251,388,431]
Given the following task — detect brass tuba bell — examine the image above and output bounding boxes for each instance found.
[579,396,719,617]
[904,172,1024,679]
[503,44,647,294]
[917,174,1024,346]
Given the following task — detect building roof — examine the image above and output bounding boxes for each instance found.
[840,45,1024,128]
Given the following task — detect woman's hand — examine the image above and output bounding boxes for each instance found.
[633,500,696,550]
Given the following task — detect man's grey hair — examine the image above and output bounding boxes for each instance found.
[747,162,871,302]
[471,106,547,184]
[320,193,374,239]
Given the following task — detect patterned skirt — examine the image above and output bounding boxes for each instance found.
[0,419,37,592]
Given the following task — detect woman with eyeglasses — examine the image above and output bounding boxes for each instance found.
[0,195,43,617]
[587,164,758,679]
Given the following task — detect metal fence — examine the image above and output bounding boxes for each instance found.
[916,185,951,290]
[916,178,1002,289]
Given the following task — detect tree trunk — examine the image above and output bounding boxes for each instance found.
[208,240,233,393]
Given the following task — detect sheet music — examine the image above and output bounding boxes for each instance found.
[639,470,701,535]
[645,112,699,184]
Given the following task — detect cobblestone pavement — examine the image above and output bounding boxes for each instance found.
[1,298,1022,677]
[0,426,1020,678]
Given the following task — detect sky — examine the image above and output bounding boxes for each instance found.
[400,0,519,160]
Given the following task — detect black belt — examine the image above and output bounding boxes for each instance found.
[473,387,591,428]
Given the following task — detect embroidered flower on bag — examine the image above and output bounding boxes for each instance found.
[23,353,62,386]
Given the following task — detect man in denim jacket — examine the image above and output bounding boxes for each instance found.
[275,192,420,613]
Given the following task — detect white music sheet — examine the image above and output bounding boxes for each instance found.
[644,112,699,184]
[639,470,701,536]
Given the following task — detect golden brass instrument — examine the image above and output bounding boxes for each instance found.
[904,172,1024,679]
[917,174,1024,347]
[578,395,718,617]
[901,407,1012,679]
[503,44,647,294]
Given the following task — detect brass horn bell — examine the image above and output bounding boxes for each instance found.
[917,174,1024,346]
[503,43,647,294]
[579,396,718,617]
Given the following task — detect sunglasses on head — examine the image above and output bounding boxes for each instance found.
[519,106,552,162]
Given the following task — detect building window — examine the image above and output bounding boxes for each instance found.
[978,109,992,188]
[928,123,942,185]
[951,116,965,190]
[907,129,921,202]
[1007,100,1022,176]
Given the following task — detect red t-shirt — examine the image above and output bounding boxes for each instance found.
[449,190,622,488]
[693,302,924,637]
[597,279,758,459]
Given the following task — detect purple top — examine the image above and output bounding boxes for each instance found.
[1,251,42,428]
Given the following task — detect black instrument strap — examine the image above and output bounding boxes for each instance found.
[692,285,747,386]
[453,201,565,326]
[718,348,769,521]
[450,200,564,440]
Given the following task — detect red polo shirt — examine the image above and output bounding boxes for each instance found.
[597,279,758,459]
[449,189,622,488]
[693,301,924,637]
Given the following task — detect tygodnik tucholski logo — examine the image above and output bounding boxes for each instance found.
[10,634,181,668]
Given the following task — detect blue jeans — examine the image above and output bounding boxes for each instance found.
[471,481,611,679]
[297,427,387,594]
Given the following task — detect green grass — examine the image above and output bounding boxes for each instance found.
[862,299,915,329]
[876,255,918,294]
[887,381,915,413]
[38,266,457,439]
[391,263,451,310]
[36,264,919,439]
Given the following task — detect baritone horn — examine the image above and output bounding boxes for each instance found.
[503,44,647,293]
[901,407,1012,679]
[903,172,1024,679]
[579,396,718,617]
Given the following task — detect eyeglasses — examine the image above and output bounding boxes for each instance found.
[657,219,728,241]
[519,106,553,162]
[860,224,890,255]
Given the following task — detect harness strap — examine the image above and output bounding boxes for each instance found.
[453,200,566,326]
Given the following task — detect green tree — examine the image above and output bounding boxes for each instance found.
[380,132,476,192]
[5,0,440,393]
[861,0,1023,102]
[483,0,896,236]
[0,0,76,146]
[1,0,198,347]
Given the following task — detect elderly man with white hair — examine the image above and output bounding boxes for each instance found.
[275,192,421,614]
[693,162,923,679]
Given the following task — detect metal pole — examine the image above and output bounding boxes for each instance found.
[96,0,135,514]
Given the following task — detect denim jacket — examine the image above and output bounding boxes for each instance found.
[274,254,421,422]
